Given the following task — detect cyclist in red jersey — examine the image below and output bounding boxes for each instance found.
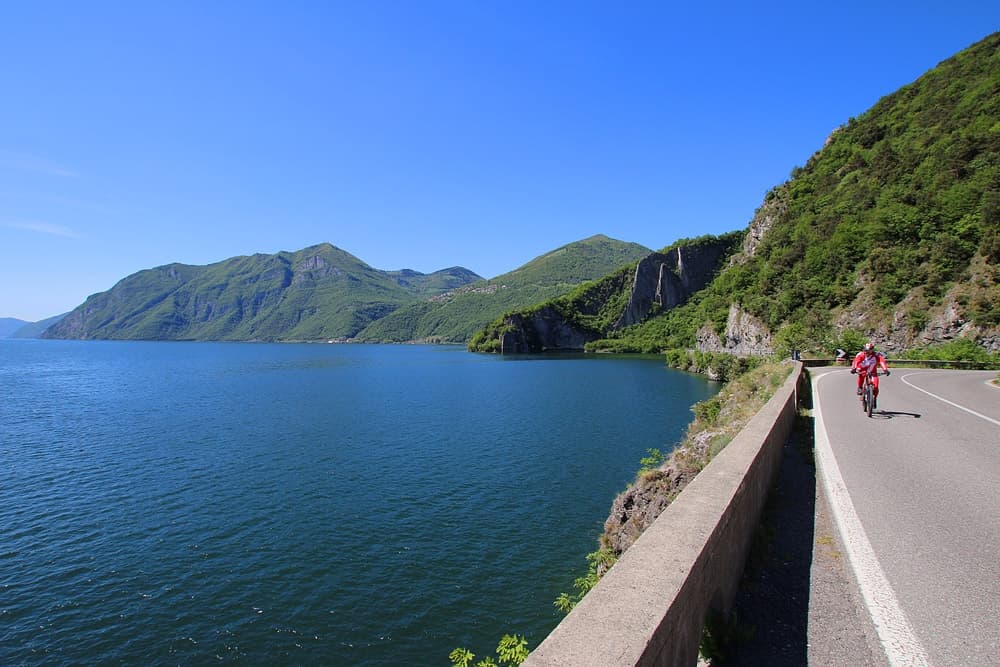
[850,342,890,398]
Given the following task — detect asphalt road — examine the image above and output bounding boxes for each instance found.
[812,368,1000,665]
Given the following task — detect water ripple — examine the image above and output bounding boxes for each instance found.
[0,341,717,665]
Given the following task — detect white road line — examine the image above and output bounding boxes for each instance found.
[900,372,1000,427]
[813,371,931,667]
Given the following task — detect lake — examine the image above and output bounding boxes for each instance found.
[0,340,717,665]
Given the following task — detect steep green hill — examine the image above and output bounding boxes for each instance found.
[480,32,1000,356]
[44,244,482,341]
[354,235,652,343]
[643,31,1000,355]
[478,33,1000,354]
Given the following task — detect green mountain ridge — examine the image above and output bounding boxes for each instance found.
[354,234,652,343]
[44,244,483,341]
[42,236,650,343]
[472,32,1000,356]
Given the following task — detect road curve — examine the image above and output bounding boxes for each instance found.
[811,368,1000,666]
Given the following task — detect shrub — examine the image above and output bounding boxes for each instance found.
[450,634,529,667]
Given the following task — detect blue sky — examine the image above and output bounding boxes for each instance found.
[2,2,998,321]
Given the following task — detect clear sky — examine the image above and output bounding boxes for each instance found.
[1,2,997,321]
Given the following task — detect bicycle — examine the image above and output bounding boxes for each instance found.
[860,370,878,417]
[854,368,889,417]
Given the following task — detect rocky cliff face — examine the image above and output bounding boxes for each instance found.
[695,305,774,356]
[498,308,597,354]
[735,188,788,263]
[602,461,701,557]
[615,241,733,328]
[832,255,1000,354]
[494,237,738,353]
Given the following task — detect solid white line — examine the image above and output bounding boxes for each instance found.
[812,371,931,667]
[900,372,1000,427]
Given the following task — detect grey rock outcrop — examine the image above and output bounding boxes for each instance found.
[696,304,773,356]
[736,188,788,263]
[615,241,733,328]
[499,308,596,354]
[603,466,696,557]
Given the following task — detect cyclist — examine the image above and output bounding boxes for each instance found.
[851,342,890,402]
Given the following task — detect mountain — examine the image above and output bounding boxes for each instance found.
[0,318,28,338]
[10,313,67,338]
[353,235,652,343]
[472,32,1000,356]
[43,244,482,341]
[468,233,743,352]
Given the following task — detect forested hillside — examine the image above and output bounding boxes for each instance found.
[44,244,482,341]
[477,32,1000,356]
[41,236,649,343]
[722,30,1000,352]
[468,233,742,353]
[354,235,651,343]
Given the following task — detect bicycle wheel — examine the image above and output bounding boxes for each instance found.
[865,384,874,418]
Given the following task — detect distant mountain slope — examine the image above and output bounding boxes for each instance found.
[44,244,482,341]
[354,235,652,343]
[0,318,28,338]
[11,313,67,338]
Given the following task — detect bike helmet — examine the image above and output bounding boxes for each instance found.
[863,342,874,352]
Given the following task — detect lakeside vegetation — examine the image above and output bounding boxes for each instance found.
[551,357,793,660]
[453,355,792,664]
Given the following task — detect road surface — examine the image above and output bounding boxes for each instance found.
[812,368,1000,665]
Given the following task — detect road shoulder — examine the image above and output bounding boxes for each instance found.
[710,395,886,666]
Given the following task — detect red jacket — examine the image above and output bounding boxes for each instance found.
[852,351,888,374]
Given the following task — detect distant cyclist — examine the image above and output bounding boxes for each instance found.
[851,342,890,399]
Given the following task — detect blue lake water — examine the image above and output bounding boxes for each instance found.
[0,340,717,665]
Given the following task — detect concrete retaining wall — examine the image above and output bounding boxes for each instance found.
[524,362,804,667]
